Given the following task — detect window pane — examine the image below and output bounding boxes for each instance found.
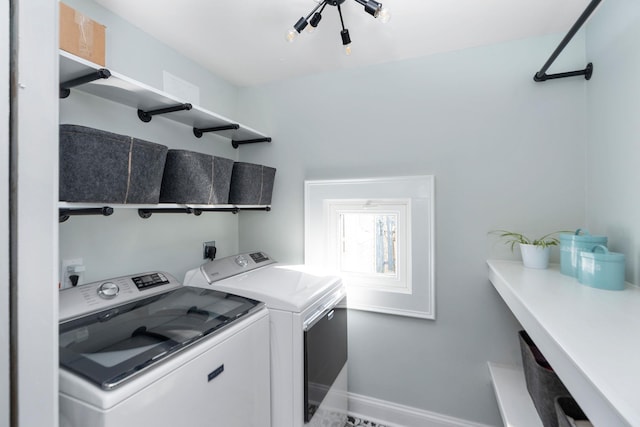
[339,213,397,276]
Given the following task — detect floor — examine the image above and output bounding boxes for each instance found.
[345,415,389,427]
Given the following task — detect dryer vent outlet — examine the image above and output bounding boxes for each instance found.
[203,241,217,260]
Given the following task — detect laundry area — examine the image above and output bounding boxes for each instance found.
[3,0,640,427]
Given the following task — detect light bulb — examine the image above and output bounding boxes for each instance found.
[344,43,352,56]
[378,7,391,23]
[285,28,298,42]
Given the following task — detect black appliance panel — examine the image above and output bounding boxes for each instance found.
[304,297,348,422]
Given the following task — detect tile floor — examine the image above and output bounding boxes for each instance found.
[345,415,389,427]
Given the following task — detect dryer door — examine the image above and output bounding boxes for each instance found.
[303,295,348,422]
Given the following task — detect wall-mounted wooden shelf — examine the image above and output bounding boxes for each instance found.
[58,202,271,222]
[59,50,271,148]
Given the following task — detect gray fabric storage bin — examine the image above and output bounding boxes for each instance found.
[519,331,570,427]
[228,162,276,205]
[555,396,590,427]
[59,124,168,204]
[159,149,234,204]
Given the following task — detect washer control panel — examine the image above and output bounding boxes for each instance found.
[97,282,119,299]
[202,251,276,283]
[59,271,180,322]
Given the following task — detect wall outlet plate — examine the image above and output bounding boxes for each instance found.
[61,257,84,289]
[203,241,216,260]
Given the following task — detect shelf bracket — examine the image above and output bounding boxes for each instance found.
[237,206,271,212]
[59,206,114,223]
[59,68,111,99]
[137,103,192,123]
[136,206,269,218]
[193,124,240,138]
[231,137,272,149]
[138,207,202,219]
[533,0,602,83]
[198,207,240,214]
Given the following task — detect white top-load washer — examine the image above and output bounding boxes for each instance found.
[58,271,271,427]
[184,252,348,427]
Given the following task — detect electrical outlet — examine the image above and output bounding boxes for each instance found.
[61,257,85,289]
[203,241,216,260]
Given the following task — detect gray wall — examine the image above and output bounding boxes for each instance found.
[585,0,640,285]
[236,34,587,425]
[59,0,245,283]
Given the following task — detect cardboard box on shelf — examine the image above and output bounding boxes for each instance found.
[59,2,106,66]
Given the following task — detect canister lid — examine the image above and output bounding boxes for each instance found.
[580,245,625,262]
[560,228,607,244]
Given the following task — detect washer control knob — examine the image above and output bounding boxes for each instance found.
[235,255,249,267]
[97,282,119,299]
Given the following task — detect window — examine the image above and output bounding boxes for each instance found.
[305,176,435,319]
[326,200,411,294]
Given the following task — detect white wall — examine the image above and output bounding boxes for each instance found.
[59,0,245,283]
[585,0,640,285]
[63,0,239,118]
[237,34,588,425]
[13,0,60,425]
[1,0,9,424]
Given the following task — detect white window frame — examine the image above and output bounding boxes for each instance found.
[305,176,435,319]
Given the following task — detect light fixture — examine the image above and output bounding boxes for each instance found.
[286,0,390,54]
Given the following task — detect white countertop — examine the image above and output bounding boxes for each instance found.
[488,260,640,427]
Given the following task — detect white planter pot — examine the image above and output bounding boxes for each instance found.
[520,244,550,269]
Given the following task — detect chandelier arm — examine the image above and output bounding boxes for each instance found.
[337,3,346,31]
[305,0,327,21]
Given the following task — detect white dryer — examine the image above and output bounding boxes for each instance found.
[184,252,348,427]
[58,271,271,427]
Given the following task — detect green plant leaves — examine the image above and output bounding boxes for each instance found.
[488,229,567,251]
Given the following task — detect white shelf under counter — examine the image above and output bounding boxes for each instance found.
[488,260,640,427]
[488,362,542,427]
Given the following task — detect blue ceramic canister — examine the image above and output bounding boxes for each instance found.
[560,229,608,277]
[578,245,626,291]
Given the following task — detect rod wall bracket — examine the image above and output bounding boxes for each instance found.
[59,206,114,223]
[193,124,240,138]
[138,103,192,123]
[60,68,111,99]
[231,137,272,149]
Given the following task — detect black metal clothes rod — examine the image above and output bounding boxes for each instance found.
[534,0,602,82]
[59,68,111,99]
[59,206,114,223]
[231,137,272,149]
[137,103,193,123]
[193,124,240,138]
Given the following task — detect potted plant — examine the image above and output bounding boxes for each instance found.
[490,230,565,269]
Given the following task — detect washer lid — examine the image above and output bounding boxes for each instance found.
[59,286,263,390]
[205,264,343,313]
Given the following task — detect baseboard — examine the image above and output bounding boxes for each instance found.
[348,392,493,427]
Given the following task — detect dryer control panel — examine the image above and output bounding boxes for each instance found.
[201,251,276,284]
[59,271,181,322]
